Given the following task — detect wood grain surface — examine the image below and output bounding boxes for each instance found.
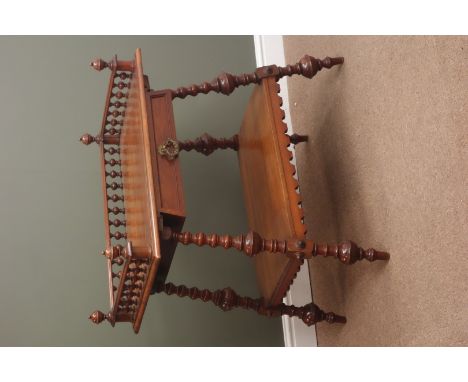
[120,48,161,333]
[238,77,307,306]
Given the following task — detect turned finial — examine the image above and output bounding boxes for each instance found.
[101,245,126,260]
[89,310,107,324]
[90,58,110,72]
[80,133,102,145]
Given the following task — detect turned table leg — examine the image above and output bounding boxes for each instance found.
[179,133,239,155]
[170,55,344,100]
[162,227,389,264]
[154,282,346,326]
[162,227,290,257]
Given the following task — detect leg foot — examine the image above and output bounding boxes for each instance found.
[170,55,344,100]
[311,240,390,264]
[290,133,308,145]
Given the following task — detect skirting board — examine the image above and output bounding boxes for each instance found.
[253,35,317,347]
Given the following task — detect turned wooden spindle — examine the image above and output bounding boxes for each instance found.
[111,231,127,240]
[106,170,122,178]
[109,219,126,227]
[107,182,123,190]
[116,72,130,80]
[163,228,288,257]
[104,147,120,155]
[171,71,260,99]
[154,282,346,326]
[107,194,124,202]
[164,227,389,264]
[108,110,125,118]
[112,91,126,100]
[108,206,125,215]
[108,119,123,127]
[104,128,118,136]
[110,101,126,108]
[112,257,124,265]
[178,133,239,156]
[170,55,344,100]
[105,159,121,166]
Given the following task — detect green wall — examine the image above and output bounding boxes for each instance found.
[0,36,284,346]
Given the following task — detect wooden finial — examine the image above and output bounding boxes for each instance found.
[90,58,110,72]
[80,133,101,145]
[101,245,126,260]
[89,310,107,324]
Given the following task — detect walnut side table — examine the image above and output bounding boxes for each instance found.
[81,48,389,334]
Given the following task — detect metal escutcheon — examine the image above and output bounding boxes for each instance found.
[158,138,179,160]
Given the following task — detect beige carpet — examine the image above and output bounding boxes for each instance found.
[283,36,467,346]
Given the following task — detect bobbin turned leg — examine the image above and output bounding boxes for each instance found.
[154,282,346,326]
[170,55,344,100]
[162,227,389,264]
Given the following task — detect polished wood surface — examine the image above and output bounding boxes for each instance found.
[238,77,306,306]
[119,48,161,333]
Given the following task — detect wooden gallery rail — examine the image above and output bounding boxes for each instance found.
[81,49,389,334]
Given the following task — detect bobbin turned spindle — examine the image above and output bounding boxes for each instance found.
[162,227,390,264]
[170,54,344,100]
[107,182,123,190]
[154,282,346,326]
[106,170,122,178]
[178,133,239,156]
